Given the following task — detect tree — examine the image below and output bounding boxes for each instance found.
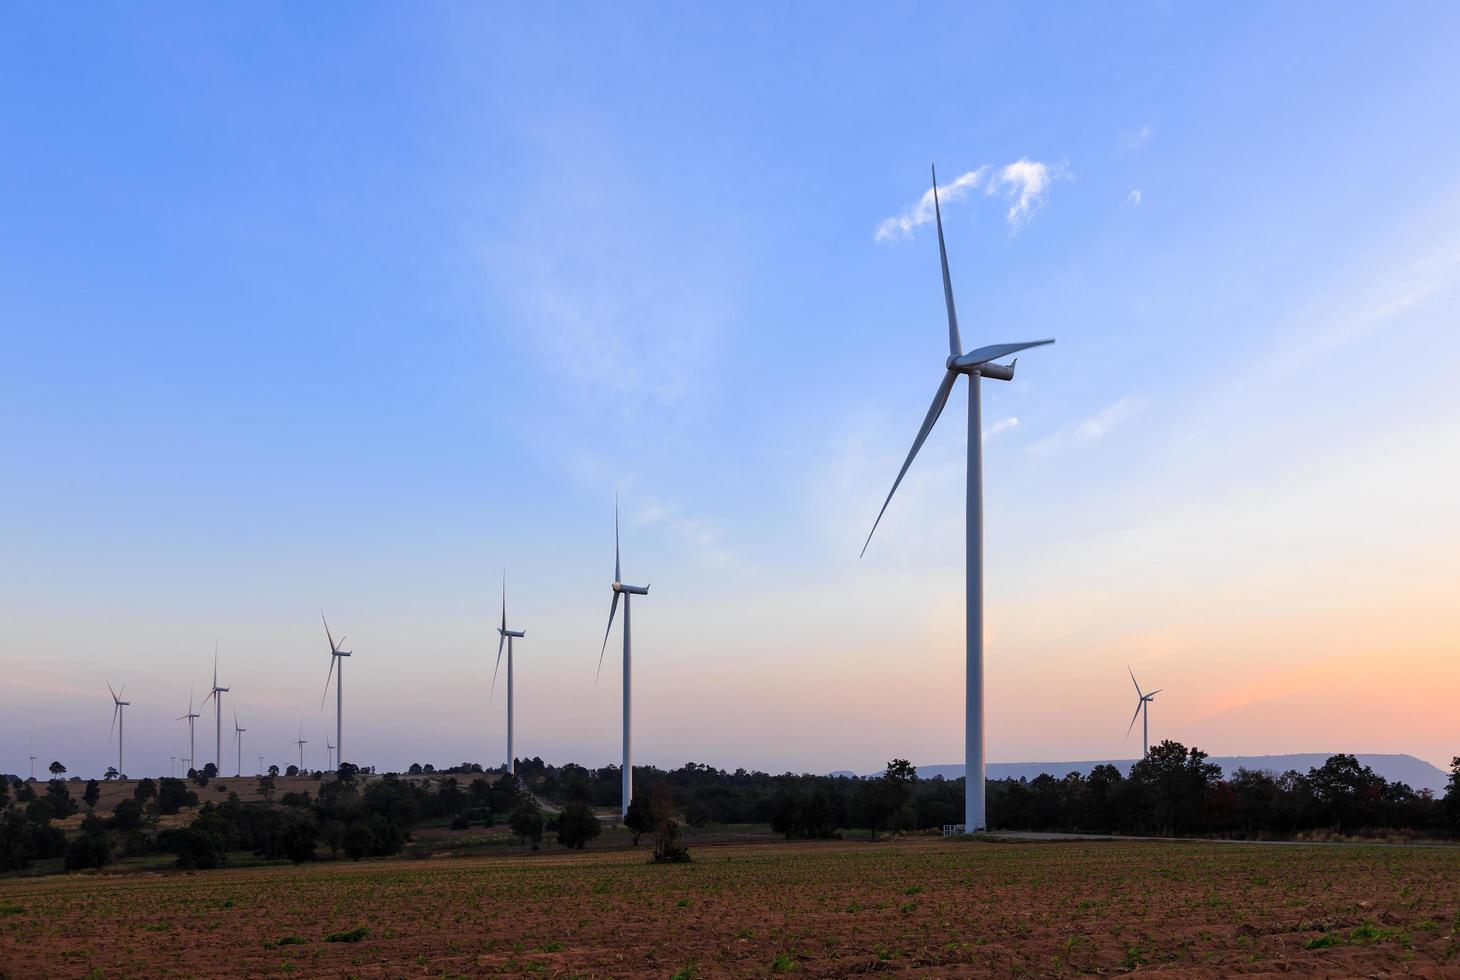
[268,764,280,778]
[624,791,652,845]
[83,780,101,812]
[257,774,276,805]
[201,763,218,779]
[1445,757,1460,834]
[64,831,112,871]
[156,777,199,814]
[46,780,78,818]
[1308,754,1384,833]
[556,800,601,849]
[109,799,144,832]
[336,762,361,784]
[651,783,690,863]
[883,759,919,834]
[408,762,423,775]
[509,800,544,849]
[104,767,119,782]
[133,778,157,805]
[286,765,300,777]
[1127,741,1220,836]
[49,762,65,777]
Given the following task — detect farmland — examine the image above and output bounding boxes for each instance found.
[3,837,1459,977]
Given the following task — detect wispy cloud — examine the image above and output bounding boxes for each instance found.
[875,167,989,242]
[1028,396,1145,455]
[1120,123,1155,154]
[875,158,1068,241]
[982,416,1019,443]
[989,158,1070,229]
[1124,189,1142,208]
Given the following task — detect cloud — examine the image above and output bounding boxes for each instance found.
[875,158,1069,241]
[989,158,1070,229]
[1120,123,1155,153]
[1124,190,1142,208]
[1028,396,1145,455]
[982,416,1019,443]
[874,167,989,242]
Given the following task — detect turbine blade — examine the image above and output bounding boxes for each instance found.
[596,591,621,683]
[490,633,506,701]
[321,611,336,653]
[1147,689,1162,698]
[501,568,507,632]
[957,340,1055,368]
[108,682,118,703]
[1128,665,1142,698]
[614,495,621,583]
[320,654,336,710]
[110,703,120,742]
[932,164,962,359]
[1125,700,1143,739]
[861,369,958,557]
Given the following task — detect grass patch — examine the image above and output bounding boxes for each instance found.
[770,950,799,972]
[324,926,369,943]
[1305,923,1409,950]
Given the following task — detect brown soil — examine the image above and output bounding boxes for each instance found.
[2,837,1458,977]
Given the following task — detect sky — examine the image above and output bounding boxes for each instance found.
[3,5,1459,780]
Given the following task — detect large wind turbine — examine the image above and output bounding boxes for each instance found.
[108,684,130,776]
[201,646,229,772]
[178,689,200,775]
[295,725,308,771]
[861,165,1055,833]
[597,499,649,817]
[493,570,526,777]
[320,613,351,767]
[233,711,247,777]
[1125,667,1161,759]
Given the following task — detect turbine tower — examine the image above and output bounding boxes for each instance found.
[233,711,247,777]
[295,725,308,771]
[257,752,265,774]
[202,646,229,772]
[177,688,200,774]
[861,165,1055,832]
[493,569,526,777]
[320,613,351,767]
[1126,667,1161,759]
[108,683,130,776]
[597,498,649,817]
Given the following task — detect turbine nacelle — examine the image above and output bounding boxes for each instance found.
[499,627,526,639]
[611,581,649,595]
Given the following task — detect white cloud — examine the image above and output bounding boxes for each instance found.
[989,158,1070,229]
[874,167,989,242]
[1028,396,1145,455]
[982,416,1020,443]
[1120,123,1155,153]
[1124,189,1142,208]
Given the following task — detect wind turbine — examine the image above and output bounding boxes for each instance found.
[28,737,36,781]
[233,710,247,777]
[493,569,526,777]
[170,755,176,778]
[597,498,649,817]
[295,725,308,772]
[257,752,265,774]
[1125,667,1161,759]
[320,613,351,767]
[325,733,335,771]
[861,165,1055,833]
[108,683,130,776]
[201,645,229,772]
[177,688,200,775]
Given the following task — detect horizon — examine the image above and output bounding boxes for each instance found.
[4,6,1460,782]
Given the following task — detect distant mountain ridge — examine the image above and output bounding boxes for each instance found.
[835,754,1451,794]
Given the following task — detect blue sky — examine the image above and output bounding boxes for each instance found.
[4,5,1459,779]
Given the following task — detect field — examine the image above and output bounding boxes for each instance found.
[3,837,1459,977]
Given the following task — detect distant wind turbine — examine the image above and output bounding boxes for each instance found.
[178,688,201,774]
[325,733,335,772]
[597,498,649,817]
[108,683,130,776]
[233,710,247,777]
[28,737,36,781]
[257,752,265,774]
[295,725,308,771]
[1125,667,1161,758]
[860,164,1055,833]
[320,613,351,767]
[493,569,526,777]
[201,645,229,772]
[170,755,176,778]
